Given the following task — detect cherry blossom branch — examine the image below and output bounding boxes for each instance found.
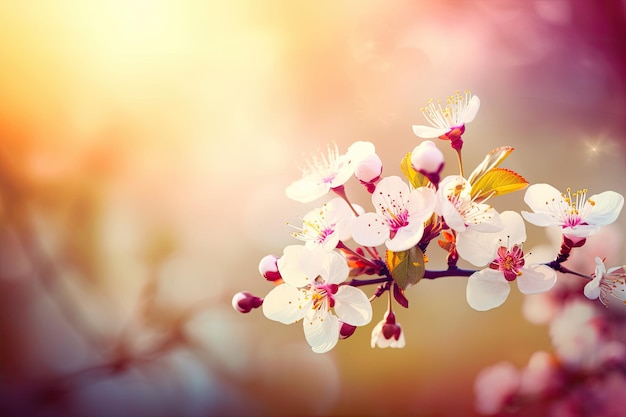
[423,266,475,279]
[345,276,392,288]
[545,261,594,280]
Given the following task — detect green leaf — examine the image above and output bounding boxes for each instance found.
[385,246,426,290]
[400,152,429,189]
[470,167,529,201]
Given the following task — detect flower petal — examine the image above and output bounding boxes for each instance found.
[468,207,503,233]
[303,308,339,353]
[467,269,511,311]
[440,199,467,231]
[495,211,526,245]
[521,211,558,228]
[278,245,324,287]
[328,155,354,188]
[371,176,409,212]
[406,186,437,221]
[326,198,355,242]
[334,286,373,326]
[462,95,480,124]
[562,224,601,238]
[386,223,423,252]
[584,277,601,300]
[456,229,497,267]
[285,176,330,203]
[370,321,385,348]
[412,124,450,138]
[523,183,563,213]
[262,284,310,324]
[320,250,350,285]
[585,191,624,226]
[351,212,389,247]
[346,141,376,162]
[517,264,557,295]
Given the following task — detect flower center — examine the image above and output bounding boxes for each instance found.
[421,90,473,131]
[289,203,337,246]
[599,270,626,306]
[549,187,595,228]
[376,189,411,238]
[310,281,339,310]
[448,184,492,227]
[300,143,347,185]
[490,244,525,281]
[386,208,409,232]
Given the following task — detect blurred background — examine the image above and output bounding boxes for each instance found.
[0,1,625,416]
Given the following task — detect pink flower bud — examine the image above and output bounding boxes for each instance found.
[355,153,383,184]
[339,322,357,339]
[258,254,282,281]
[411,140,444,175]
[232,291,263,313]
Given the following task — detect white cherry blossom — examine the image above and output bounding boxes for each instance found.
[412,90,480,139]
[584,257,626,307]
[290,197,356,251]
[464,211,557,311]
[351,176,436,252]
[521,183,624,238]
[370,312,405,348]
[262,245,372,353]
[286,141,376,203]
[436,175,503,262]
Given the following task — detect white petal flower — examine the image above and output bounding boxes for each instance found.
[465,211,557,311]
[412,90,480,139]
[370,313,406,349]
[437,175,502,233]
[290,197,355,251]
[584,257,626,307]
[351,176,436,251]
[262,245,372,353]
[521,183,624,238]
[286,141,376,203]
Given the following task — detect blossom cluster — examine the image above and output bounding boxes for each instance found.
[474,257,626,416]
[233,91,625,354]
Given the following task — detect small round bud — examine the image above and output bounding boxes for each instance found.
[411,140,444,175]
[258,254,282,281]
[339,322,357,339]
[232,291,263,313]
[355,153,383,184]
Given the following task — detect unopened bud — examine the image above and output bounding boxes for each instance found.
[232,291,263,313]
[258,254,282,281]
[339,322,357,339]
[355,153,383,184]
[411,140,444,176]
